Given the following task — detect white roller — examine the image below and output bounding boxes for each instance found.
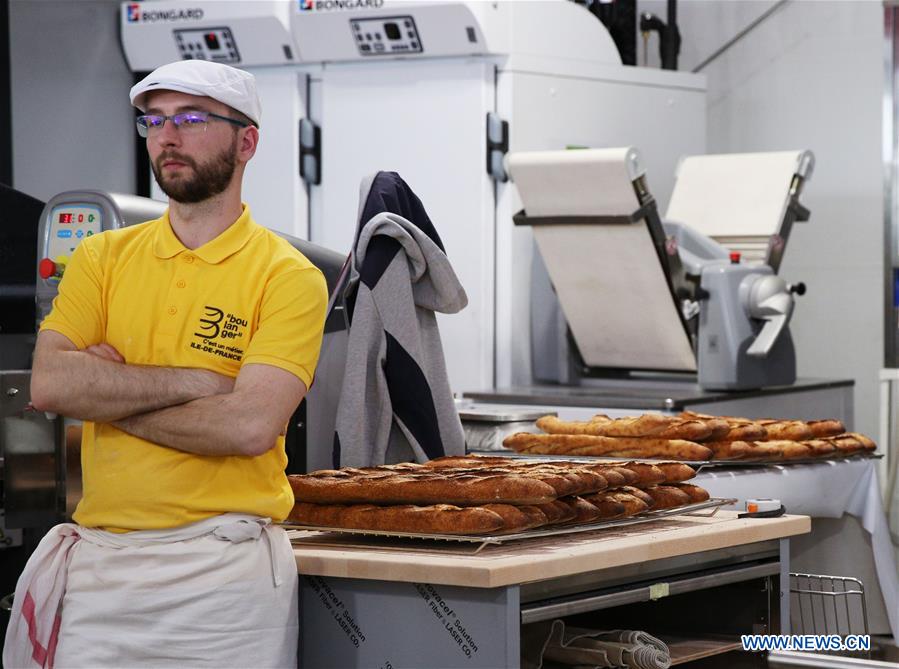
[508,148,696,372]
[666,150,812,239]
[507,147,644,217]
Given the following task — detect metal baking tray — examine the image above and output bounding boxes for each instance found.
[284,497,736,554]
[468,450,882,469]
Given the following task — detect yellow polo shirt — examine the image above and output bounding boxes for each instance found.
[40,205,327,531]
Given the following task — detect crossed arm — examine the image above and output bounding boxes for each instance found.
[30,330,307,457]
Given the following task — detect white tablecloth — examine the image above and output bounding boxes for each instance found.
[696,459,899,639]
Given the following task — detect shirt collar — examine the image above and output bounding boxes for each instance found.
[153,205,257,264]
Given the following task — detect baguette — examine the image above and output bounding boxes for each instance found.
[583,491,649,517]
[538,414,723,441]
[643,485,691,510]
[482,504,548,533]
[679,411,767,442]
[556,496,604,524]
[654,462,697,483]
[505,432,713,460]
[704,441,752,461]
[757,420,814,441]
[761,440,813,460]
[670,483,710,504]
[579,496,626,520]
[534,500,577,525]
[615,462,666,487]
[737,443,785,460]
[820,433,877,455]
[802,440,838,457]
[806,419,846,438]
[288,502,505,535]
[618,486,654,507]
[288,472,558,506]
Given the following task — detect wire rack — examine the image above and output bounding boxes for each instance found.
[789,572,870,659]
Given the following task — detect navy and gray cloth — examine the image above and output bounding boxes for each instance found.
[333,172,468,467]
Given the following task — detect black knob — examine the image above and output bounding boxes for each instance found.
[789,282,807,296]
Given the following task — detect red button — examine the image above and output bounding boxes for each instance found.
[729,252,741,264]
[39,258,57,279]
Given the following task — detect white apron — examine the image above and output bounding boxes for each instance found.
[3,514,298,669]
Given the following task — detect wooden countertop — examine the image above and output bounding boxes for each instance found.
[291,511,809,589]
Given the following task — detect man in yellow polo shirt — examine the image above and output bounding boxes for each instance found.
[3,61,326,668]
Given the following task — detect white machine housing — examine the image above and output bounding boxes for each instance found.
[119,0,707,395]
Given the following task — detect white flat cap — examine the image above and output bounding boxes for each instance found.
[130,60,261,127]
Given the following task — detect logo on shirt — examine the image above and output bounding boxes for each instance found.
[126,3,140,22]
[190,305,247,362]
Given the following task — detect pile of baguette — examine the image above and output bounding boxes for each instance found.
[502,411,877,462]
[287,456,710,537]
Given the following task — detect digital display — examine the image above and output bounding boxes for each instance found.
[58,213,73,224]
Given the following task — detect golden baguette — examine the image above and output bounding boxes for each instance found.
[670,483,710,504]
[615,462,667,487]
[704,441,752,461]
[288,471,558,506]
[807,419,846,438]
[538,414,724,441]
[505,432,712,459]
[654,462,697,483]
[582,491,649,517]
[289,502,505,535]
[481,504,548,533]
[534,500,577,525]
[737,443,785,460]
[643,485,691,510]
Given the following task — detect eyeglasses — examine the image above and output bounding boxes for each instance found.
[135,110,249,138]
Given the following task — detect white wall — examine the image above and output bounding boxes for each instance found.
[10,0,136,201]
[641,0,884,436]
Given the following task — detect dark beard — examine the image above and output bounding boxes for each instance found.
[152,138,237,204]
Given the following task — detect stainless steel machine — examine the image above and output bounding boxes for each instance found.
[465,148,853,425]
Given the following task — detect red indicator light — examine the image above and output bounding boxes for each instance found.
[729,252,741,264]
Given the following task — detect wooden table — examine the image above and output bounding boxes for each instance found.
[293,511,809,668]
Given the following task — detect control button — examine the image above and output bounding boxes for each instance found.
[39,258,57,280]
[184,254,195,263]
[360,44,371,52]
[86,230,93,236]
[167,306,177,315]
[176,279,186,288]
